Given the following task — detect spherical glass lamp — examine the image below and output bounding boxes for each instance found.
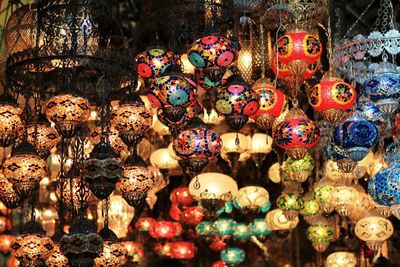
[0,93,24,147]
[26,117,60,158]
[276,192,304,220]
[188,172,238,217]
[45,244,68,267]
[122,241,144,263]
[0,173,21,209]
[300,193,320,224]
[233,223,251,241]
[328,186,359,217]
[265,209,299,231]
[171,242,196,259]
[283,155,315,183]
[136,48,177,79]
[45,92,90,138]
[150,148,179,170]
[196,221,215,240]
[250,133,273,154]
[355,214,393,252]
[213,218,236,240]
[95,228,128,267]
[326,251,357,267]
[234,186,270,213]
[170,187,194,206]
[149,220,182,239]
[220,247,245,266]
[314,178,335,214]
[89,126,127,153]
[249,218,272,241]
[0,234,15,253]
[3,141,47,199]
[306,217,335,252]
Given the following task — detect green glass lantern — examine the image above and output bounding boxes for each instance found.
[306,217,335,252]
[276,192,304,220]
[213,218,236,240]
[284,155,315,183]
[221,247,245,266]
[314,179,335,214]
[196,221,215,240]
[249,218,272,241]
[233,223,251,241]
[300,194,320,224]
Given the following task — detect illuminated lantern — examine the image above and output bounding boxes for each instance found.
[149,221,182,239]
[26,117,60,158]
[220,247,245,266]
[355,214,394,252]
[0,173,21,209]
[122,242,144,263]
[306,217,335,252]
[171,242,196,259]
[136,48,177,79]
[283,155,315,183]
[234,186,270,213]
[181,206,204,225]
[45,244,68,267]
[169,203,182,221]
[328,186,359,217]
[314,178,335,214]
[6,256,19,267]
[89,126,127,153]
[196,221,215,239]
[209,236,227,251]
[0,93,24,147]
[276,192,304,220]
[300,194,320,224]
[271,57,317,80]
[195,65,238,91]
[214,76,259,130]
[11,221,54,266]
[364,61,400,116]
[188,35,238,69]
[273,108,320,160]
[309,71,357,123]
[135,217,156,232]
[326,252,357,267]
[213,260,228,267]
[249,218,272,241]
[173,118,222,172]
[170,187,194,206]
[118,154,155,207]
[154,242,173,257]
[94,228,128,267]
[0,234,15,253]
[252,78,287,130]
[233,223,251,241]
[45,91,90,138]
[265,209,300,231]
[3,141,47,199]
[111,93,153,148]
[213,218,236,240]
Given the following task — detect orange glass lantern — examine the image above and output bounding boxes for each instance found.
[45,244,68,267]
[170,187,194,206]
[149,221,182,239]
[0,173,21,209]
[0,234,15,253]
[213,260,228,267]
[181,206,204,225]
[309,71,357,123]
[135,217,156,232]
[0,93,24,147]
[122,241,144,263]
[26,117,61,158]
[171,242,196,259]
[252,78,287,130]
[154,242,173,257]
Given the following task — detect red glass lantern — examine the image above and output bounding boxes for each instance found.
[0,234,15,253]
[271,57,317,80]
[171,242,196,259]
[149,221,182,239]
[135,217,156,232]
[273,108,320,159]
[181,206,204,225]
[154,242,173,257]
[136,48,177,79]
[169,203,183,221]
[213,260,228,267]
[6,256,19,267]
[309,71,357,123]
[252,78,287,130]
[209,236,227,251]
[170,187,194,206]
[122,241,144,263]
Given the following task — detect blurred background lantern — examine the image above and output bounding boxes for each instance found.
[149,220,182,239]
[135,217,156,233]
[265,209,299,231]
[249,218,272,241]
[122,241,144,263]
[171,242,196,259]
[45,244,69,267]
[326,251,357,267]
[95,228,128,267]
[0,93,24,147]
[213,218,236,240]
[196,221,215,240]
[26,116,60,158]
[220,247,245,266]
[233,223,251,241]
[283,155,315,183]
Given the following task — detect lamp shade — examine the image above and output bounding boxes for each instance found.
[234,186,270,211]
[220,247,245,265]
[136,48,177,79]
[250,133,273,154]
[326,252,357,267]
[188,172,238,201]
[150,148,179,170]
[354,215,393,251]
[220,133,249,154]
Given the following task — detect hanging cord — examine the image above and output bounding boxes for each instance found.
[343,0,375,39]
[103,198,109,229]
[273,9,284,88]
[259,21,266,78]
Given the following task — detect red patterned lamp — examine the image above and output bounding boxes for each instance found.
[309,71,357,123]
[136,48,177,79]
[171,242,196,259]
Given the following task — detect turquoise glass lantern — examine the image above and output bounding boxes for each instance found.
[213,218,236,239]
[196,221,215,239]
[221,247,245,265]
[233,223,251,240]
[369,163,400,208]
[249,218,272,240]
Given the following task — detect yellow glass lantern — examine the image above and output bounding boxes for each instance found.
[150,148,179,170]
[326,252,357,267]
[265,209,299,231]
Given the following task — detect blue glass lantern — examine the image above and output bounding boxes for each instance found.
[364,61,400,116]
[221,247,245,265]
[357,96,389,127]
[368,163,400,207]
[384,141,400,166]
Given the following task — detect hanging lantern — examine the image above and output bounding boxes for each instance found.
[118,154,155,207]
[252,78,287,130]
[56,165,92,213]
[60,216,104,267]
[249,218,272,241]
[26,116,61,158]
[314,178,335,214]
[283,155,315,183]
[188,172,238,217]
[209,236,227,252]
[234,186,270,213]
[181,206,204,225]
[354,214,394,252]
[300,194,320,224]
[364,61,400,116]
[309,71,357,123]
[10,221,54,267]
[170,187,194,206]
[214,76,259,130]
[0,234,15,253]
[195,65,238,91]
[233,223,251,241]
[213,218,236,240]
[45,244,69,267]
[0,173,21,209]
[83,141,122,200]
[171,242,196,259]
[328,186,359,217]
[111,93,153,149]
[326,252,357,267]
[173,118,222,172]
[135,217,156,232]
[196,221,215,240]
[273,108,320,160]
[3,141,47,199]
[306,217,335,252]
[265,209,300,231]
[188,35,238,69]
[153,242,173,257]
[276,192,304,220]
[89,126,127,153]
[45,91,90,138]
[122,242,144,263]
[149,220,182,239]
[0,93,24,147]
[94,228,128,267]
[220,247,245,266]
[136,48,177,79]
